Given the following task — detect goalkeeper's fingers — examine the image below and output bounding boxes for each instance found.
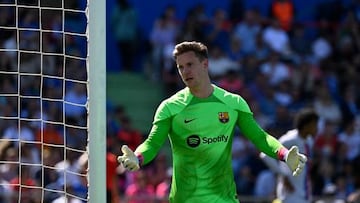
[116,145,130,163]
[117,155,124,164]
[121,145,134,156]
[117,145,140,171]
[123,158,140,171]
[117,155,140,171]
[292,152,307,176]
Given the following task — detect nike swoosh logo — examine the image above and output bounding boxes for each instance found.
[184,118,196,123]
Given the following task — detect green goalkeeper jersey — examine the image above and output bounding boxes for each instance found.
[135,85,284,203]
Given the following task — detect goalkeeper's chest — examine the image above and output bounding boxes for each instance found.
[171,104,238,136]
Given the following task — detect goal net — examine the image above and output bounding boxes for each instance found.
[0,0,106,202]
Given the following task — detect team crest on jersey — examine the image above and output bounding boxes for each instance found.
[218,112,229,123]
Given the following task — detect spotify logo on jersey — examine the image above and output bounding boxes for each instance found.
[187,135,200,148]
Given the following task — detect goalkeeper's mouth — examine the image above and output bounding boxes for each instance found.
[185,77,194,82]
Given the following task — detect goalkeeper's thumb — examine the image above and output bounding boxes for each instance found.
[285,146,307,176]
[117,145,140,171]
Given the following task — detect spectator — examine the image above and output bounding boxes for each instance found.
[0,120,35,156]
[289,23,312,58]
[146,153,169,189]
[267,105,293,136]
[149,5,179,80]
[259,51,291,86]
[227,37,245,63]
[250,100,272,129]
[208,45,239,81]
[262,18,291,55]
[155,167,172,203]
[218,69,244,95]
[270,0,295,32]
[338,84,359,122]
[253,32,271,61]
[338,117,360,161]
[254,169,276,198]
[314,120,339,160]
[54,150,84,190]
[0,172,12,203]
[232,133,253,181]
[9,165,39,203]
[64,83,87,124]
[177,3,207,42]
[111,0,139,71]
[107,151,120,203]
[311,25,333,63]
[313,82,342,125]
[35,123,63,150]
[38,149,63,202]
[312,159,336,197]
[273,80,293,107]
[240,55,261,84]
[125,170,155,203]
[232,9,262,55]
[117,116,143,151]
[348,189,360,203]
[51,188,83,203]
[0,147,18,182]
[204,8,231,51]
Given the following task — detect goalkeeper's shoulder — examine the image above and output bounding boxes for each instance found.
[213,85,251,113]
[156,88,191,115]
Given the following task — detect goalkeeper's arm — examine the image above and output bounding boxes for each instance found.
[237,111,307,176]
[117,118,170,171]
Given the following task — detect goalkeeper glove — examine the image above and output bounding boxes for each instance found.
[117,145,140,171]
[285,146,307,176]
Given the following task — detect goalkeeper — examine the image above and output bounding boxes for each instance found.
[118,41,307,203]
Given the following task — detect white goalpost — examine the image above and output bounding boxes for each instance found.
[0,0,106,202]
[88,0,106,202]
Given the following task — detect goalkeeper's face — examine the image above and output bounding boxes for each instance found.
[176,51,209,88]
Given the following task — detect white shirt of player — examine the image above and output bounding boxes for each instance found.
[261,129,312,203]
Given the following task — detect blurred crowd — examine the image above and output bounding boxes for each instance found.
[109,0,360,202]
[0,0,360,202]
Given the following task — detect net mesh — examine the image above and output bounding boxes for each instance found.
[0,0,89,202]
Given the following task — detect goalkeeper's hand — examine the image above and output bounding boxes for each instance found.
[285,146,307,176]
[117,145,140,171]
